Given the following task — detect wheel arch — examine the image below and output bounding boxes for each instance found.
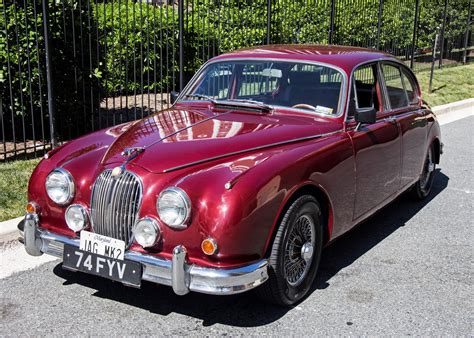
[264,182,334,258]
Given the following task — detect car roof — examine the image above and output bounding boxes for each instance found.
[210,44,398,73]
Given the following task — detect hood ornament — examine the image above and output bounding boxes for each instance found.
[121,147,144,159]
[111,166,123,178]
[112,147,144,178]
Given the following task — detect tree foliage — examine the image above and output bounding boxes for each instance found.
[1,0,471,141]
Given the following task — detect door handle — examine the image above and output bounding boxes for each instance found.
[385,117,397,125]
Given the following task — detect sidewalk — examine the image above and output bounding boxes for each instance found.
[0,98,473,243]
[0,216,23,243]
[432,98,474,116]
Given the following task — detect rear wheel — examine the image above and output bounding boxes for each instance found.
[412,143,436,200]
[256,195,323,306]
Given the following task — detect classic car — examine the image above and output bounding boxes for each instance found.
[21,45,442,305]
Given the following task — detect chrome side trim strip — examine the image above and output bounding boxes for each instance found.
[163,129,343,173]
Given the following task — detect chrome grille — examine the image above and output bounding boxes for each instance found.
[90,169,142,243]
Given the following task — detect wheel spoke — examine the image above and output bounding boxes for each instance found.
[284,214,316,287]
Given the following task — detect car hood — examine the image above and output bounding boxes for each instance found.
[100,106,341,173]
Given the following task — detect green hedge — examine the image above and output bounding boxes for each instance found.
[1,0,471,141]
[0,0,102,140]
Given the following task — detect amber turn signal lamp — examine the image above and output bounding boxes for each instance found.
[201,238,218,255]
[26,202,38,214]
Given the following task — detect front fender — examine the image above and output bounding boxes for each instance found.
[173,131,354,264]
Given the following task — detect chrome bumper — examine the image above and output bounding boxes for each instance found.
[22,213,268,295]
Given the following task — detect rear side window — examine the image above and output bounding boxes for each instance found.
[401,69,419,104]
[382,64,408,109]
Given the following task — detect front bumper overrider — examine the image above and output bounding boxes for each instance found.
[21,213,269,295]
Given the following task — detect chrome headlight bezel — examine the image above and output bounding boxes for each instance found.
[132,217,161,248]
[65,204,89,232]
[45,168,75,206]
[157,187,191,229]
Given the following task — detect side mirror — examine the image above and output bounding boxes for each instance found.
[354,107,376,125]
[170,91,180,104]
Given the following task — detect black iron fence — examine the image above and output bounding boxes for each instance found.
[1,0,472,161]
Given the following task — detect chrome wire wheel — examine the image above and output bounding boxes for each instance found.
[284,214,316,287]
[420,147,435,194]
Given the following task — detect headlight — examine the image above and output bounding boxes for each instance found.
[157,187,191,229]
[65,204,89,232]
[133,218,160,248]
[45,168,75,205]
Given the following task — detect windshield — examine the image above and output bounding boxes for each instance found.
[181,60,344,115]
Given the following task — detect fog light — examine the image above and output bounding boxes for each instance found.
[65,204,89,232]
[201,238,218,255]
[133,218,160,248]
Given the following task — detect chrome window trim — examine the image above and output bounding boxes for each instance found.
[177,57,348,119]
[380,62,407,111]
[399,65,422,106]
[345,57,417,121]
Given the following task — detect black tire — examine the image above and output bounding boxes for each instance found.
[256,195,323,306]
[412,143,436,200]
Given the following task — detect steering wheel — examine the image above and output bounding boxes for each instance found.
[292,103,317,111]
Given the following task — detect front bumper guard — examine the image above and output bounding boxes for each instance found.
[22,213,269,295]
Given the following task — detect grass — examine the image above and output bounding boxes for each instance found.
[0,159,40,222]
[417,63,474,107]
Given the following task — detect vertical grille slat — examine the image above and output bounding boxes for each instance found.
[90,170,142,243]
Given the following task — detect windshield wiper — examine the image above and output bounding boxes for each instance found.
[184,94,216,103]
[223,99,273,112]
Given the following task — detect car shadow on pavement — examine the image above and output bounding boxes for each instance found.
[52,169,448,327]
[313,169,449,292]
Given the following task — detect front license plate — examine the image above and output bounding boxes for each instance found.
[63,245,142,287]
[79,230,125,260]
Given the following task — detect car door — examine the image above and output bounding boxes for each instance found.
[346,62,402,222]
[380,62,428,189]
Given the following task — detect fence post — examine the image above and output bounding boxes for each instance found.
[266,0,271,45]
[42,0,56,147]
[429,31,440,93]
[376,0,383,50]
[438,0,448,69]
[410,0,420,69]
[463,0,472,64]
[329,0,335,44]
[178,0,184,91]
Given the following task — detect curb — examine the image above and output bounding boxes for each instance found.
[432,98,474,116]
[0,216,23,243]
[0,98,473,243]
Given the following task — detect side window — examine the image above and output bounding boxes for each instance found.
[401,68,419,104]
[350,63,380,116]
[381,64,408,109]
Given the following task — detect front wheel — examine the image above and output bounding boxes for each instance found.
[256,195,323,306]
[412,143,436,200]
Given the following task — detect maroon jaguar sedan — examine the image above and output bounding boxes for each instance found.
[22,45,442,305]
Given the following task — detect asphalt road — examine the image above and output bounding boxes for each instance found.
[1,113,472,336]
